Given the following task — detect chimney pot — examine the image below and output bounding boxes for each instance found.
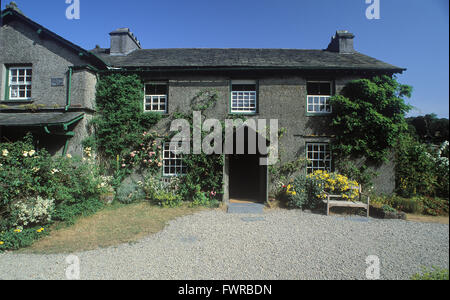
[327,30,355,54]
[109,28,141,56]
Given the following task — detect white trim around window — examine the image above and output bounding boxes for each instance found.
[307,81,332,114]
[306,143,332,174]
[144,82,168,113]
[162,142,186,177]
[8,67,32,100]
[230,80,257,114]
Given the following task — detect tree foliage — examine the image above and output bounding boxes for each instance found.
[407,114,449,145]
[329,75,412,163]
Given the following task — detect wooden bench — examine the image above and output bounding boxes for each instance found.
[323,186,370,217]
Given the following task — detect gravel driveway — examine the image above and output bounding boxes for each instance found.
[0,210,448,280]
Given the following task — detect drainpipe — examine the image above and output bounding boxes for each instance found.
[65,66,73,111]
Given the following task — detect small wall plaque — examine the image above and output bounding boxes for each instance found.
[51,78,64,87]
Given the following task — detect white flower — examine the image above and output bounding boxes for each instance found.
[66,154,72,159]
[23,151,29,157]
[28,150,36,157]
[2,149,8,157]
[50,169,60,175]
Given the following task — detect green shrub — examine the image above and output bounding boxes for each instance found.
[422,197,449,216]
[382,204,397,213]
[0,136,105,250]
[116,181,145,204]
[0,226,49,251]
[285,174,323,209]
[178,153,223,201]
[411,267,449,280]
[390,196,423,214]
[154,190,183,208]
[191,188,219,208]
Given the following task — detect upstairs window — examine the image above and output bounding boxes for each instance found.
[144,82,168,113]
[306,143,332,174]
[231,80,257,114]
[307,81,332,114]
[163,142,186,177]
[7,67,32,100]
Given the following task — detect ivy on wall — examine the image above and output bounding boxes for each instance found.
[171,89,224,200]
[85,74,162,167]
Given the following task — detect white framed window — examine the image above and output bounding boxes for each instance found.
[163,142,186,176]
[306,143,332,174]
[8,67,32,100]
[231,80,257,114]
[307,81,332,114]
[144,82,167,113]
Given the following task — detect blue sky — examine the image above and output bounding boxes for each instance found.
[2,0,449,118]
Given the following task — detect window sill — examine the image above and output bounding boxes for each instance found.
[1,99,34,104]
[228,112,259,117]
[306,113,332,117]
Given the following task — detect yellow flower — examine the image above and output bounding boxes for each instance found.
[14,229,22,233]
[37,228,44,233]
[0,241,4,245]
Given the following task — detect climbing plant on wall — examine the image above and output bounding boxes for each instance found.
[328,75,412,186]
[85,74,162,168]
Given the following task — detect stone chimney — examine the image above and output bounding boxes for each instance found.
[109,28,141,56]
[327,30,355,54]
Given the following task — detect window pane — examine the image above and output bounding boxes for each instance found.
[307,82,331,96]
[145,83,167,95]
[232,84,256,92]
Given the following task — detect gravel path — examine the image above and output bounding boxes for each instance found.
[0,210,448,280]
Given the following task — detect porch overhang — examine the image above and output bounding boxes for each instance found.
[0,112,84,127]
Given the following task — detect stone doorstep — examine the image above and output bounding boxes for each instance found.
[227,202,265,214]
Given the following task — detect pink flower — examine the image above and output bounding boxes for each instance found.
[130,152,136,158]
[143,160,147,163]
[122,164,126,167]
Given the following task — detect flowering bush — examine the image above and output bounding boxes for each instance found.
[307,170,360,201]
[11,196,55,227]
[282,175,322,209]
[283,170,360,209]
[191,188,219,208]
[0,135,104,250]
[140,174,182,207]
[121,131,164,172]
[396,135,449,198]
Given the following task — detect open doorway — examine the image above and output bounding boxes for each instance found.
[227,126,268,204]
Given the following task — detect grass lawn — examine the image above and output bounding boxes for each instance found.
[406,214,449,225]
[18,202,207,254]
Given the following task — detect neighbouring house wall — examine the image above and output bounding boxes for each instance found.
[0,20,87,107]
[71,69,98,110]
[0,20,97,158]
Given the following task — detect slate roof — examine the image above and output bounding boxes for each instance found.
[92,48,405,73]
[0,112,84,127]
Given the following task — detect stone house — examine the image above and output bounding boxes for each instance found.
[0,7,405,203]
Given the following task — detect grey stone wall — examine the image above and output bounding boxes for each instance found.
[144,74,395,194]
[0,20,87,107]
[0,20,98,158]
